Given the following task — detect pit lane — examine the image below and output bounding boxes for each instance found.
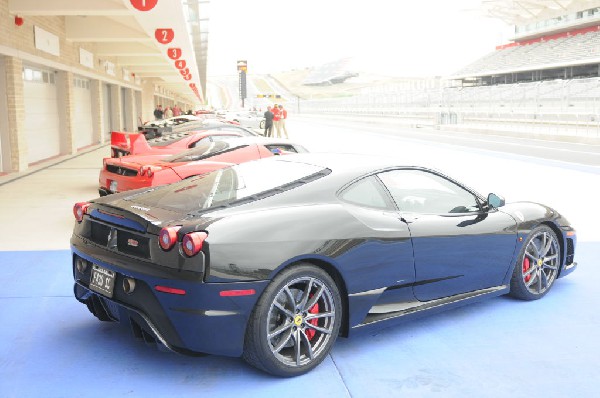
[0,116,597,397]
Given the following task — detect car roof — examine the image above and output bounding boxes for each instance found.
[219,136,300,146]
[265,152,414,175]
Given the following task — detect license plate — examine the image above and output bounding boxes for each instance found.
[90,264,116,298]
[109,180,118,193]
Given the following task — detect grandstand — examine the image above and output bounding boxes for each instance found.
[297,1,600,140]
[302,58,359,86]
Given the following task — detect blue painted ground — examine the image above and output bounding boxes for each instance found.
[0,243,598,398]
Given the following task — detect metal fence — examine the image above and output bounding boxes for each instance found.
[298,77,600,139]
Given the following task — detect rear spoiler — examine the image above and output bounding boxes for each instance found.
[110,132,153,155]
[138,125,172,139]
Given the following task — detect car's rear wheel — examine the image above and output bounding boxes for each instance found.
[509,225,560,300]
[243,264,342,377]
[259,120,265,129]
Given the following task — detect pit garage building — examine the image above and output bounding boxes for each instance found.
[0,0,208,174]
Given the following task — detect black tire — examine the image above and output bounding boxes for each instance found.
[259,120,265,129]
[509,225,560,300]
[243,264,342,377]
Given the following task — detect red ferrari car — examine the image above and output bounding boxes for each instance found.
[111,124,260,158]
[99,137,308,196]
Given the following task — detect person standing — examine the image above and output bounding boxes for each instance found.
[164,106,173,119]
[278,104,288,138]
[264,106,274,137]
[272,103,282,137]
[153,105,163,120]
[172,105,181,116]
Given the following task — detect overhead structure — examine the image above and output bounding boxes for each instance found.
[183,0,210,104]
[451,0,600,83]
[482,0,600,25]
[8,0,208,105]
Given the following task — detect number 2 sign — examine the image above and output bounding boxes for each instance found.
[155,28,174,44]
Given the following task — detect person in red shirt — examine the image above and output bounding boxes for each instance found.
[271,103,282,138]
[278,105,288,138]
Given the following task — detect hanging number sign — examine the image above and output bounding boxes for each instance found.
[130,0,158,11]
[167,48,181,60]
[155,28,174,44]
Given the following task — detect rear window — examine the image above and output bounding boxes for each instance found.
[129,160,327,212]
[265,144,305,154]
[165,141,241,163]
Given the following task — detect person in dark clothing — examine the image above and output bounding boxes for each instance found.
[264,106,274,137]
[153,105,163,120]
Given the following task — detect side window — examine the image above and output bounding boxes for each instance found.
[339,176,392,210]
[378,170,480,214]
[189,137,210,148]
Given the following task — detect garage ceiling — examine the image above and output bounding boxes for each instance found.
[8,0,208,106]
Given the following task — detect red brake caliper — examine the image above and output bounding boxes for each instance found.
[523,257,531,283]
[305,299,319,341]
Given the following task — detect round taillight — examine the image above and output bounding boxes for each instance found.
[159,226,181,251]
[182,232,208,257]
[73,202,90,222]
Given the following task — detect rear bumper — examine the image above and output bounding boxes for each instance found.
[72,248,268,357]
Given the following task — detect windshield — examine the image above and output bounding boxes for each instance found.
[128,159,327,212]
[165,140,241,163]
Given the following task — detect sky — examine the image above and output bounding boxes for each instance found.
[206,0,514,77]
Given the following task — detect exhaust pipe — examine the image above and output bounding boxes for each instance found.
[123,278,136,294]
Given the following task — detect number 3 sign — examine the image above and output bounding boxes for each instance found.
[168,48,182,60]
[155,28,174,44]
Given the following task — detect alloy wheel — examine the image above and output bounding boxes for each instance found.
[266,276,336,367]
[521,230,559,295]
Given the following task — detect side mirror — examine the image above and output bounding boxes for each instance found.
[487,193,505,209]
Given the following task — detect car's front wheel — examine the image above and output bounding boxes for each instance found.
[259,120,265,129]
[243,264,342,377]
[509,225,560,300]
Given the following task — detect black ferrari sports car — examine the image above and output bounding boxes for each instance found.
[70,153,577,377]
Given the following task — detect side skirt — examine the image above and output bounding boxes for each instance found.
[351,285,509,333]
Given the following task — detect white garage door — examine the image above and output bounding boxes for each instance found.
[23,66,60,164]
[73,76,93,148]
